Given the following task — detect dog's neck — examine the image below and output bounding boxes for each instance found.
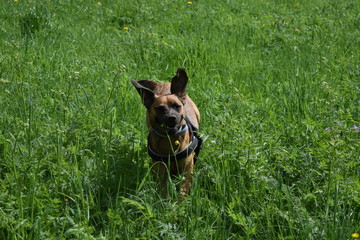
[148,122,191,157]
[147,117,201,162]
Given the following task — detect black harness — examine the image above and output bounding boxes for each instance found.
[147,117,203,163]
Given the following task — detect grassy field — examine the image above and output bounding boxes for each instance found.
[1,0,359,239]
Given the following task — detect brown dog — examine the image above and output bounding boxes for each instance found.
[131,68,202,200]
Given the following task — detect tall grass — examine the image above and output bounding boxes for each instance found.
[1,0,359,239]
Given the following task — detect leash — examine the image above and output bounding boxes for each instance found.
[147,117,203,163]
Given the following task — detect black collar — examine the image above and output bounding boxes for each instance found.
[147,118,202,162]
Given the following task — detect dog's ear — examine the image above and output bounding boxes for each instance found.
[131,80,156,109]
[135,80,157,91]
[171,68,188,102]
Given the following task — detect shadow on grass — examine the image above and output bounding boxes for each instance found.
[83,130,150,229]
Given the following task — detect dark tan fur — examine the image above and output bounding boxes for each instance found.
[131,68,200,200]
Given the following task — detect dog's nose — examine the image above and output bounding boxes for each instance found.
[166,116,177,126]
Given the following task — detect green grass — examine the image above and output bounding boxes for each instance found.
[1,0,359,239]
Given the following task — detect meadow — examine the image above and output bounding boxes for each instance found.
[0,0,359,239]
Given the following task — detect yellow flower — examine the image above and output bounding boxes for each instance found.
[13,0,19,2]
[174,140,180,146]
[97,2,101,6]
[123,26,129,31]
[352,233,360,238]
[187,1,192,5]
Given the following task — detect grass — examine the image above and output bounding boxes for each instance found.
[0,0,359,239]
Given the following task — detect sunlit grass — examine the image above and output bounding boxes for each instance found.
[0,0,359,239]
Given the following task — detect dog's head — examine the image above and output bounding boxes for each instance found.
[131,68,188,134]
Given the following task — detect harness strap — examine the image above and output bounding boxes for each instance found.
[185,117,203,164]
[148,133,198,162]
[147,117,203,162]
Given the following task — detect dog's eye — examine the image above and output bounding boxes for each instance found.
[155,106,166,112]
[172,104,182,111]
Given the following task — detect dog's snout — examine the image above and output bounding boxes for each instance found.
[168,115,176,121]
[166,115,177,126]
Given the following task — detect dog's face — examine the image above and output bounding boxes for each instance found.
[149,95,185,134]
[131,68,189,134]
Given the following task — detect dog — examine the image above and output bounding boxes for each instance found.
[131,68,202,200]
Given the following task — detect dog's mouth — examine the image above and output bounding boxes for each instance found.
[164,124,180,134]
[155,114,184,135]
